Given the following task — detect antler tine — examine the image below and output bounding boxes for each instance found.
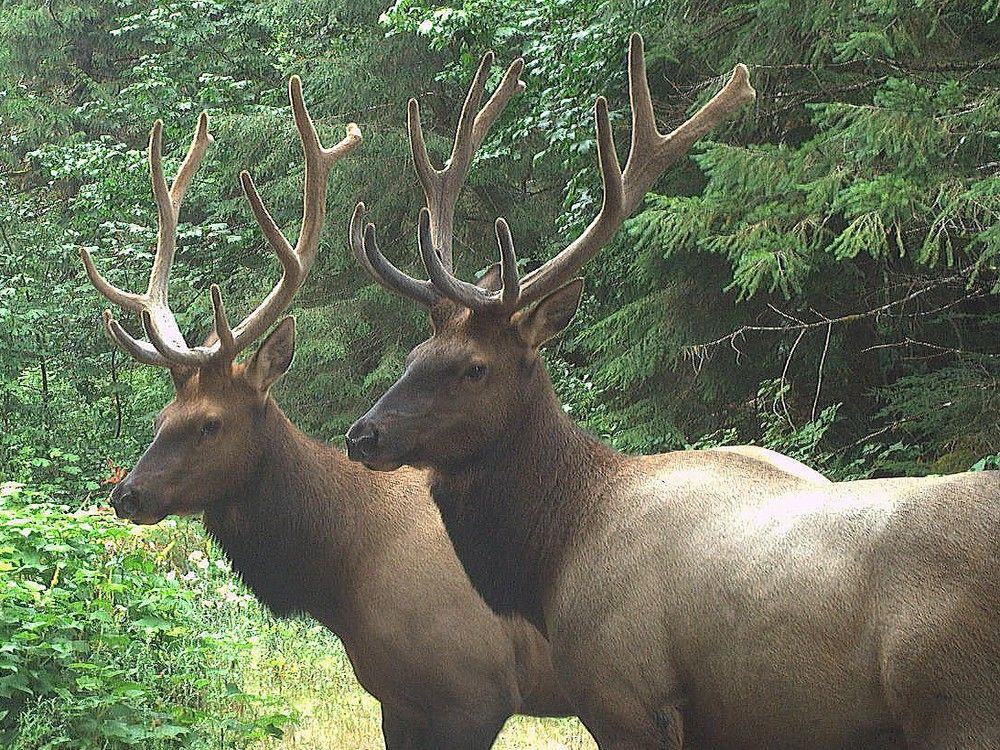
[79,246,144,311]
[362,216,440,308]
[417,208,490,310]
[225,75,362,354]
[472,58,526,152]
[349,202,382,284]
[414,208,522,314]
[516,33,755,308]
[494,217,520,312]
[407,53,525,272]
[349,202,440,307]
[101,310,172,367]
[209,284,236,353]
[83,78,361,370]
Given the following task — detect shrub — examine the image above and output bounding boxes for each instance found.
[0,482,293,749]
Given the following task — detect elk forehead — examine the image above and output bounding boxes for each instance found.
[421,309,524,365]
[166,367,257,414]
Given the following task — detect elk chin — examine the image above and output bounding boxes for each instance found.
[127,511,169,526]
[113,502,170,526]
[361,456,404,472]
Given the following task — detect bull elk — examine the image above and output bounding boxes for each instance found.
[81,78,574,749]
[347,35,1000,749]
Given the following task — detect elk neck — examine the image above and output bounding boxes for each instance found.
[201,397,384,628]
[428,360,624,634]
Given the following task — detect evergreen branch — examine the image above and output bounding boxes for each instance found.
[876,56,1000,75]
[812,323,832,422]
[860,337,1000,359]
[687,273,971,352]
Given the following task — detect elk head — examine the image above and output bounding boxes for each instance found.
[346,35,754,471]
[82,78,361,523]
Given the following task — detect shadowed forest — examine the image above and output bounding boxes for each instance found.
[2,0,999,747]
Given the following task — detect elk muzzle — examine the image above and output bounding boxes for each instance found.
[110,479,165,525]
[345,419,396,469]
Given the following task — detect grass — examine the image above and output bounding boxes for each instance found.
[238,616,596,749]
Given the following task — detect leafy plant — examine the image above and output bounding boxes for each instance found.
[0,482,293,749]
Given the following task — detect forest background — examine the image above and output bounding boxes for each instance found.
[1,0,999,747]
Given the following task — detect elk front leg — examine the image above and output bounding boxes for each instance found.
[381,707,416,750]
[584,704,685,750]
[382,705,506,750]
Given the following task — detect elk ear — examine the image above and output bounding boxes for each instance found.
[245,317,296,393]
[516,278,584,349]
[476,262,503,292]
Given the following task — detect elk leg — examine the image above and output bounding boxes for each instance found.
[421,710,506,750]
[382,704,414,750]
[381,707,418,750]
[581,704,684,750]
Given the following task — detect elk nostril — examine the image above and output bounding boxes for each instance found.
[112,486,141,519]
[346,423,380,461]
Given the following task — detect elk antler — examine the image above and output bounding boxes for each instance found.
[350,52,524,306]
[355,34,754,315]
[81,77,362,369]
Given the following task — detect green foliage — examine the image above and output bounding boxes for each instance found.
[0,483,293,749]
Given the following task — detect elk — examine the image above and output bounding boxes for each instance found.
[80,77,574,750]
[347,35,1000,750]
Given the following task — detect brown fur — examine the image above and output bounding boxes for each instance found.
[112,320,571,750]
[349,298,1000,750]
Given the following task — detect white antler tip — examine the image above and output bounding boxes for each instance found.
[732,62,753,89]
[351,202,367,227]
[728,63,755,102]
[238,170,257,196]
[595,96,610,117]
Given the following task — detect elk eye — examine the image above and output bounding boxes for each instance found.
[463,364,486,382]
[201,419,221,437]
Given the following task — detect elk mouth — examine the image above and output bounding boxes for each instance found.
[110,485,170,525]
[345,419,407,471]
[123,510,169,525]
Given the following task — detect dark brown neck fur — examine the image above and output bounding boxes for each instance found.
[202,399,378,626]
[429,361,623,633]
